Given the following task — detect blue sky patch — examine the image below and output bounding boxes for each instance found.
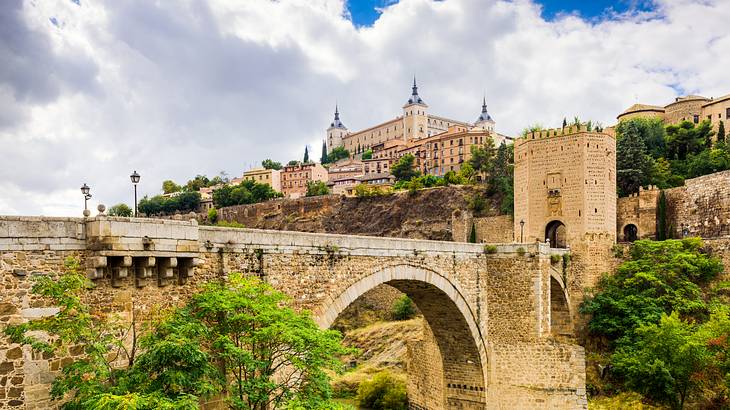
[347,0,657,26]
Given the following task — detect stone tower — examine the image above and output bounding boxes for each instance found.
[402,78,429,142]
[326,105,349,153]
[474,96,495,132]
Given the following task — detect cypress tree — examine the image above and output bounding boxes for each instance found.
[562,117,567,129]
[718,120,726,143]
[469,222,477,243]
[616,121,649,196]
[657,190,667,240]
[303,146,309,163]
[320,141,328,164]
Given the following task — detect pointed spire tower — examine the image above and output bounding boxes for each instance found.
[403,77,429,142]
[326,104,348,154]
[475,95,495,132]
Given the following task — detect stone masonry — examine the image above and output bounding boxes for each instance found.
[0,216,586,409]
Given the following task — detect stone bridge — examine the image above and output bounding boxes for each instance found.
[0,216,586,409]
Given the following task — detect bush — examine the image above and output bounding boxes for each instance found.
[138,192,201,216]
[354,184,392,198]
[108,203,133,217]
[468,194,487,213]
[550,254,561,264]
[391,295,416,321]
[207,208,218,224]
[306,180,330,197]
[217,220,245,228]
[484,245,497,254]
[356,372,408,410]
[516,247,526,257]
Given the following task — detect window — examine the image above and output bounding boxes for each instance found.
[727,108,730,119]
[693,114,699,124]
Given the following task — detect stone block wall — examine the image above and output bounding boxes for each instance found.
[616,186,659,241]
[664,170,730,238]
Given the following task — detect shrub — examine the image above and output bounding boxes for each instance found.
[108,203,133,217]
[550,254,561,264]
[468,222,477,243]
[468,194,487,213]
[306,180,330,197]
[356,371,408,410]
[516,247,526,257]
[391,295,416,321]
[207,208,218,224]
[484,245,497,254]
[354,184,392,197]
[217,220,245,228]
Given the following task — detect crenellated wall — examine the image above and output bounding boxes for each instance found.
[0,215,586,409]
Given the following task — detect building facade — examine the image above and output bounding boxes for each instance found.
[243,167,282,192]
[618,92,730,133]
[280,162,328,199]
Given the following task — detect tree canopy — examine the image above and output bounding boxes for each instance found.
[212,180,282,208]
[305,180,330,197]
[138,192,201,216]
[108,203,133,217]
[262,159,283,170]
[390,154,420,181]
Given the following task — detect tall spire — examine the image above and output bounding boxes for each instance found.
[476,95,493,123]
[407,76,425,105]
[482,96,488,113]
[330,104,346,129]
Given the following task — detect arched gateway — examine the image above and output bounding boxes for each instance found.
[316,265,487,408]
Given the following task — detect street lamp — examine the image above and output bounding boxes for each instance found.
[80,183,92,216]
[519,219,525,243]
[130,170,140,217]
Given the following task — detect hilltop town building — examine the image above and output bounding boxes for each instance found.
[281,162,328,199]
[243,167,282,192]
[327,80,512,178]
[618,93,730,132]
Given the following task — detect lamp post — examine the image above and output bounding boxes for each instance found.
[519,219,525,243]
[80,183,92,216]
[130,171,140,217]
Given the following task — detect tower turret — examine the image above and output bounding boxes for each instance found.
[327,105,348,153]
[475,96,495,132]
[403,77,429,141]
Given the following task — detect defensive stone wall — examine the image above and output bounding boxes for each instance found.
[616,186,659,241]
[664,170,730,239]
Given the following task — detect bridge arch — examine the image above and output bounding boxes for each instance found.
[316,264,488,409]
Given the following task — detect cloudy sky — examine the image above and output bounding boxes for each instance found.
[1,0,728,216]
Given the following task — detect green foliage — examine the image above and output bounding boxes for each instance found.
[108,203,133,217]
[287,160,301,166]
[207,208,218,224]
[304,146,310,163]
[468,222,477,243]
[657,190,668,240]
[391,154,420,181]
[184,274,352,409]
[325,146,350,163]
[516,247,526,257]
[262,159,283,170]
[616,120,652,196]
[468,136,496,174]
[486,142,514,215]
[321,141,328,164]
[361,149,373,160]
[666,120,714,160]
[582,239,722,344]
[484,245,497,254]
[216,220,245,228]
[718,121,726,144]
[306,180,330,197]
[354,184,392,197]
[521,123,544,136]
[356,372,408,410]
[162,180,182,194]
[183,175,213,192]
[612,313,710,409]
[467,194,487,214]
[391,295,417,321]
[138,192,201,216]
[550,254,561,264]
[212,179,283,208]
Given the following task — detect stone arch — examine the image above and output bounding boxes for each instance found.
[622,223,638,242]
[545,219,567,248]
[316,265,487,409]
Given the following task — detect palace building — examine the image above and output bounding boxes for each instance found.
[326,79,512,176]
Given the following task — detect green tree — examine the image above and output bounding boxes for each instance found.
[392,295,416,321]
[184,274,351,409]
[162,180,181,194]
[139,192,201,216]
[718,120,726,144]
[616,121,650,196]
[356,372,408,410]
[612,313,710,409]
[666,120,713,160]
[581,238,722,344]
[458,162,475,183]
[469,136,496,175]
[304,146,310,163]
[4,258,210,409]
[562,117,567,129]
[207,208,218,224]
[320,141,328,164]
[651,157,672,189]
[108,203,133,217]
[327,146,350,163]
[306,180,330,197]
[468,222,477,243]
[657,190,668,240]
[213,180,283,208]
[616,118,666,159]
[391,154,420,181]
[287,160,300,166]
[361,149,373,160]
[262,159,283,170]
[184,175,210,192]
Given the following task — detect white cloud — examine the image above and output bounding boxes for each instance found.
[1,0,729,216]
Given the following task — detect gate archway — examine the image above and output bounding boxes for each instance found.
[545,220,567,248]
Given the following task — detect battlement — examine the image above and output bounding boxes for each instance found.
[626,185,660,198]
[517,125,614,145]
